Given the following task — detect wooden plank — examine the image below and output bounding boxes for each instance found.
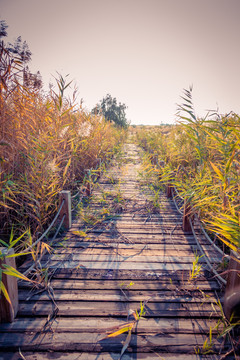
[51,242,202,251]
[18,289,217,303]
[71,222,186,230]
[71,220,185,228]
[52,241,219,254]
[61,230,195,238]
[26,268,211,281]
[0,352,224,360]
[0,332,223,352]
[18,279,220,291]
[89,202,180,210]
[49,246,221,260]
[78,213,183,220]
[45,253,221,264]
[0,317,221,334]
[69,227,190,235]
[17,301,221,317]
[58,235,211,246]
[25,260,194,271]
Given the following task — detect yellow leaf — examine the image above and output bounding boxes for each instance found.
[63,158,71,178]
[107,322,135,338]
[2,264,34,283]
[210,162,224,182]
[72,230,88,237]
[0,281,12,305]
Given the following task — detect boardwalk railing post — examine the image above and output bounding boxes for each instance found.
[85,169,92,196]
[183,199,192,233]
[159,160,165,168]
[0,248,18,323]
[166,183,173,198]
[153,152,158,166]
[158,160,165,181]
[59,190,72,229]
[224,250,240,320]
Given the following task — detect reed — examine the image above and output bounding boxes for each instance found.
[0,42,126,248]
[136,88,240,254]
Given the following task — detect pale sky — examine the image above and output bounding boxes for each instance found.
[1,0,240,125]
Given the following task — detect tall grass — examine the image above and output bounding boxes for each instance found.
[136,88,240,254]
[0,43,126,247]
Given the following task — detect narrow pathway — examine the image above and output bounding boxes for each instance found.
[0,142,230,359]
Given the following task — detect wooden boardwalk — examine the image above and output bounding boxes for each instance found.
[0,143,233,359]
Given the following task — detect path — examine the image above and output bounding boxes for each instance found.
[0,142,231,359]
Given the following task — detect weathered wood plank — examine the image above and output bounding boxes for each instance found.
[50,243,207,252]
[80,213,183,220]
[0,317,221,334]
[59,234,212,246]
[52,241,222,258]
[18,279,220,291]
[18,289,217,303]
[0,352,225,360]
[47,247,218,257]
[0,332,224,353]
[25,268,212,281]
[17,301,220,318]
[21,260,194,271]
[49,249,221,262]
[44,254,220,264]
[69,227,192,235]
[71,222,186,230]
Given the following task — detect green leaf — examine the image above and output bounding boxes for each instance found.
[8,230,29,250]
[0,239,9,247]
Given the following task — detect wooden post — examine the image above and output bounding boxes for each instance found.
[224,250,240,320]
[96,158,101,166]
[183,199,192,233]
[96,158,102,179]
[158,160,165,181]
[85,169,92,196]
[86,181,91,196]
[0,248,18,323]
[59,190,72,229]
[95,158,101,178]
[152,153,158,166]
[166,183,173,198]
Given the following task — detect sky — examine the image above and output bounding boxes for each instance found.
[1,0,240,125]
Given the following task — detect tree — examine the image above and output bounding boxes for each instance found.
[23,67,42,90]
[0,19,42,90]
[7,36,32,64]
[92,94,129,128]
[0,20,8,39]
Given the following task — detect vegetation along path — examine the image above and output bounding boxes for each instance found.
[0,141,234,359]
